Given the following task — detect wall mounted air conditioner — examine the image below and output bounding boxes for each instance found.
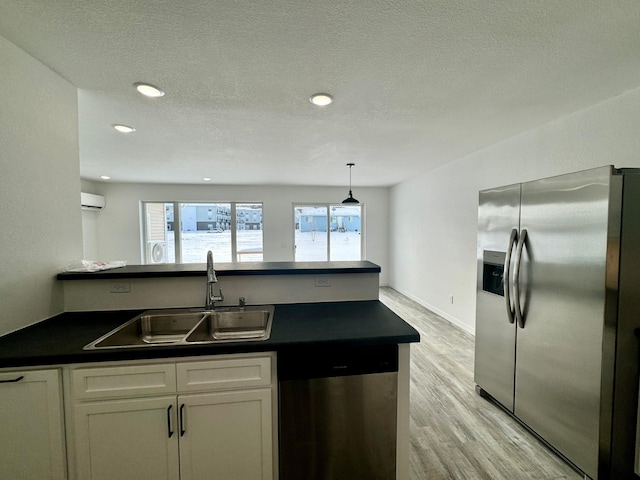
[81,192,106,211]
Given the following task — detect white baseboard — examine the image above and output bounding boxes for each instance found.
[389,287,475,336]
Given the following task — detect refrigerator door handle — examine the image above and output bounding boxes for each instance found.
[504,228,518,324]
[513,228,527,328]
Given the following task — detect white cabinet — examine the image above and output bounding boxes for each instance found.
[179,389,272,479]
[0,369,66,480]
[69,354,274,480]
[74,396,179,480]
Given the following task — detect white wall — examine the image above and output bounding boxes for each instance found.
[0,36,82,335]
[86,183,392,285]
[62,273,380,311]
[80,180,100,259]
[81,210,99,260]
[390,86,640,334]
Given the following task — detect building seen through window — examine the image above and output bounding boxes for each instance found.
[294,204,363,261]
[142,202,263,264]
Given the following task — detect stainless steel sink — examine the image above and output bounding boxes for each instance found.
[84,305,274,350]
[186,306,274,343]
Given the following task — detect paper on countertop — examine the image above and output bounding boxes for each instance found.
[64,260,127,272]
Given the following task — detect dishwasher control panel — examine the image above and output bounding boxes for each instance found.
[278,344,398,380]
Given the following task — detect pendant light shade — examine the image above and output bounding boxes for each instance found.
[342,163,359,204]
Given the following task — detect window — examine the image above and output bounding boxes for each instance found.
[293,204,363,261]
[142,202,263,264]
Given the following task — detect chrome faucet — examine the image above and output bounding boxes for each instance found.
[205,250,223,310]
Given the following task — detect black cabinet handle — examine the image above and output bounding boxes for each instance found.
[167,405,174,438]
[0,375,24,384]
[179,404,186,437]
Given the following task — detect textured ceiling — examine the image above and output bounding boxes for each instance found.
[1,0,640,186]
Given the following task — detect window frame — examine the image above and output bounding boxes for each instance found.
[293,203,364,262]
[141,201,263,264]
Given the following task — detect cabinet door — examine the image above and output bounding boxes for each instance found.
[179,389,273,480]
[74,396,179,480]
[0,369,66,480]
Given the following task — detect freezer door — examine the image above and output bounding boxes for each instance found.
[475,183,520,412]
[514,166,613,479]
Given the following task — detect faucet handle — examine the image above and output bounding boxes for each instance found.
[239,297,246,308]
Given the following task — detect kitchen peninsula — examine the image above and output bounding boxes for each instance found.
[57,261,383,311]
[0,261,419,480]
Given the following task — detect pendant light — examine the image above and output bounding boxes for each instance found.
[342,163,359,204]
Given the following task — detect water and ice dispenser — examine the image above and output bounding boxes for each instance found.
[482,250,505,296]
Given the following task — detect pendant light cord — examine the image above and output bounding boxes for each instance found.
[342,163,359,204]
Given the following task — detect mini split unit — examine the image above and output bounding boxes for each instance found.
[81,192,106,211]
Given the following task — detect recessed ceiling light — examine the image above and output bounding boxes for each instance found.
[100,175,111,180]
[202,177,212,182]
[310,93,333,106]
[134,82,165,98]
[113,124,135,133]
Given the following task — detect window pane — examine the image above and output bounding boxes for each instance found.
[180,203,232,263]
[143,201,264,264]
[294,206,328,261]
[143,202,172,264]
[236,204,263,262]
[329,205,362,261]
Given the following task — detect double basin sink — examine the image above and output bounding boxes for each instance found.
[84,305,275,350]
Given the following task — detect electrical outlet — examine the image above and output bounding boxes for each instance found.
[448,294,454,304]
[315,277,331,287]
[110,281,131,293]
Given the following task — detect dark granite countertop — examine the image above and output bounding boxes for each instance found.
[0,300,419,368]
[57,261,381,280]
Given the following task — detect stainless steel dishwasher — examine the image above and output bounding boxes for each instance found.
[278,344,398,480]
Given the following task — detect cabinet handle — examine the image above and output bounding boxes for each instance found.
[179,404,186,437]
[0,375,24,384]
[167,405,174,438]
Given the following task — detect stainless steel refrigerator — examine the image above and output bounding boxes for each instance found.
[475,166,640,480]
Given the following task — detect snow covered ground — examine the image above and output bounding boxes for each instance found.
[163,230,360,263]
[165,230,261,263]
[294,230,361,261]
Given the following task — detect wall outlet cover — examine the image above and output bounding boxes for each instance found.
[314,277,331,287]
[110,282,131,293]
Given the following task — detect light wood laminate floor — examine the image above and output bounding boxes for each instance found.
[379,287,582,480]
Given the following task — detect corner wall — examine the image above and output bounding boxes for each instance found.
[0,36,82,335]
[390,86,640,334]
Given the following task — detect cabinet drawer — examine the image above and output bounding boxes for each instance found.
[177,356,272,393]
[72,364,176,400]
